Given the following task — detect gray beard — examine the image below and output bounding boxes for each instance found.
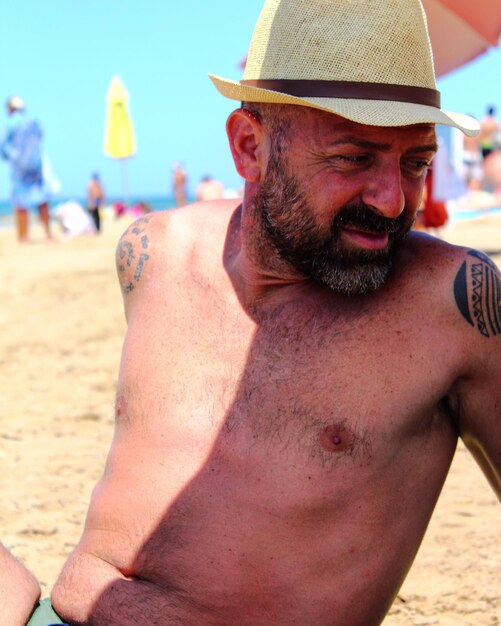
[253,152,413,296]
[303,253,391,296]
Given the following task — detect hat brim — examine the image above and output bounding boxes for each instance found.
[209,74,479,137]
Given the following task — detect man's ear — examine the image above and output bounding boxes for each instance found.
[226,108,266,182]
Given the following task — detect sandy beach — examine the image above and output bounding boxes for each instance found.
[0,210,499,625]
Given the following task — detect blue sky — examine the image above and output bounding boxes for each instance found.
[0,1,500,202]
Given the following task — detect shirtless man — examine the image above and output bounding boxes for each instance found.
[196,175,225,201]
[52,1,500,624]
[86,173,105,233]
[478,105,500,159]
[172,162,188,207]
[462,119,482,190]
[0,542,40,625]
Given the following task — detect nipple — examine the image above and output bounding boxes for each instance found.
[320,424,354,453]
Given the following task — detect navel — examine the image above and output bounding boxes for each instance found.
[320,423,354,453]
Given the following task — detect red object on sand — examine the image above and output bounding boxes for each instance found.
[421,165,448,228]
[114,201,126,217]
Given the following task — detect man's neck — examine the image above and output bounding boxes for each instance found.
[223,201,309,312]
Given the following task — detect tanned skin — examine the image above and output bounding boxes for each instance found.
[52,107,501,625]
[0,543,40,625]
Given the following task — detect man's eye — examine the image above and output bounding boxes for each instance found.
[330,154,368,165]
[404,160,431,176]
[340,155,366,162]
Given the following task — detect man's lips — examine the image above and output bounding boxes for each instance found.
[341,225,390,250]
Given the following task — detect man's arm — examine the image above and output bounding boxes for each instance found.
[114,215,155,309]
[452,249,501,499]
[52,213,188,624]
[0,543,40,625]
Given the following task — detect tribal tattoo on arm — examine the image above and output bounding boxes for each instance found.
[454,250,501,338]
[116,217,151,296]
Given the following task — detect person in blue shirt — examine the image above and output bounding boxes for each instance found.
[0,96,53,243]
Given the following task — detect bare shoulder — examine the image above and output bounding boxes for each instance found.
[114,209,179,297]
[403,231,500,339]
[413,235,501,496]
[115,200,239,299]
[450,246,500,340]
[115,214,157,297]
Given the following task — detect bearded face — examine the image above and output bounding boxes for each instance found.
[253,144,416,296]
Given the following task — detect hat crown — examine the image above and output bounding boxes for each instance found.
[244,0,437,90]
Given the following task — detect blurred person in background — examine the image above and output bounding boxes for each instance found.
[462,114,483,191]
[172,161,188,207]
[195,174,225,201]
[0,96,53,243]
[86,172,105,233]
[478,105,500,159]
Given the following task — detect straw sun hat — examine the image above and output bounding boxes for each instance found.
[209,0,478,136]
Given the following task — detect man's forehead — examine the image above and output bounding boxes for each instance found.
[294,107,437,147]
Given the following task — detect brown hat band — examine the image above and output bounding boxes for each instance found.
[241,79,441,108]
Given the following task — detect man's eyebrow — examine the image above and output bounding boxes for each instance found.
[405,143,439,154]
[327,137,439,153]
[328,137,392,150]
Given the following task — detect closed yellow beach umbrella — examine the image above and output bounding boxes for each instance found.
[103,75,136,158]
[103,75,136,206]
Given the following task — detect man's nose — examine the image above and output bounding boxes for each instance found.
[361,162,405,219]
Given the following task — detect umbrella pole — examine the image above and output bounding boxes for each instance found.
[120,158,130,210]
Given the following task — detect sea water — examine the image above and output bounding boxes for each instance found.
[0,195,181,228]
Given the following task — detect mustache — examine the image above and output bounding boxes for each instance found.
[334,202,407,235]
